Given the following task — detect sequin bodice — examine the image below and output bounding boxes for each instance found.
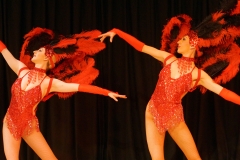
[5,77,43,140]
[151,62,193,103]
[149,61,194,133]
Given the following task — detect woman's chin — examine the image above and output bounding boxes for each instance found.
[31,58,36,63]
[177,49,182,54]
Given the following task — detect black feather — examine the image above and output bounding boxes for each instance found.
[204,60,229,78]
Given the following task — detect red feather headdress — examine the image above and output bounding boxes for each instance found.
[161,0,240,92]
[20,27,105,100]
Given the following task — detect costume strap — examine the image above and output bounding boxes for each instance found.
[45,78,53,96]
[190,66,196,73]
[18,67,29,77]
[163,55,174,66]
[41,78,53,101]
[39,76,47,85]
[189,69,201,92]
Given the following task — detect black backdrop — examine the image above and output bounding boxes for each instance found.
[1,0,240,160]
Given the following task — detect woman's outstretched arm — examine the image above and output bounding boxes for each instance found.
[0,41,26,74]
[50,78,127,101]
[99,28,171,62]
[199,70,240,105]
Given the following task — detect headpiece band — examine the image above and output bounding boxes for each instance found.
[44,45,55,68]
[187,30,199,48]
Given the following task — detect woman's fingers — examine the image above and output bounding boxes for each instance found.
[108,93,127,101]
[98,32,115,42]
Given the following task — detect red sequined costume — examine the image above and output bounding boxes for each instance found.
[148,55,199,133]
[5,69,47,140]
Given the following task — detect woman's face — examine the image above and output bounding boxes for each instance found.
[177,35,191,54]
[31,47,47,63]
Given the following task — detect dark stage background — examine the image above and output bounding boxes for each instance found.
[1,0,240,159]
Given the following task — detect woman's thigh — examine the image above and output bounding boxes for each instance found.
[23,130,58,160]
[2,121,21,160]
[168,122,201,160]
[145,104,166,160]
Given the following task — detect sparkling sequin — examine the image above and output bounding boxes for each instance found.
[177,57,194,75]
[187,30,199,48]
[149,60,193,134]
[5,77,42,140]
[27,67,46,84]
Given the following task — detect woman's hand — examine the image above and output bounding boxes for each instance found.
[108,92,127,101]
[98,31,116,43]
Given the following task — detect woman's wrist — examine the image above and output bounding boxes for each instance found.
[78,84,110,96]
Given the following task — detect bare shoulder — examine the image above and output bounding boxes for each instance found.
[18,68,30,78]
[188,67,199,81]
[41,76,54,87]
[198,69,214,85]
[48,78,68,89]
[197,69,223,94]
[190,67,209,81]
[199,69,210,79]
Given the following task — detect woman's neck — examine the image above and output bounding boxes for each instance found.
[181,48,196,58]
[34,63,47,70]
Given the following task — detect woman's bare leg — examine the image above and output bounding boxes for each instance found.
[2,121,21,160]
[22,130,57,160]
[146,104,165,160]
[168,122,201,160]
